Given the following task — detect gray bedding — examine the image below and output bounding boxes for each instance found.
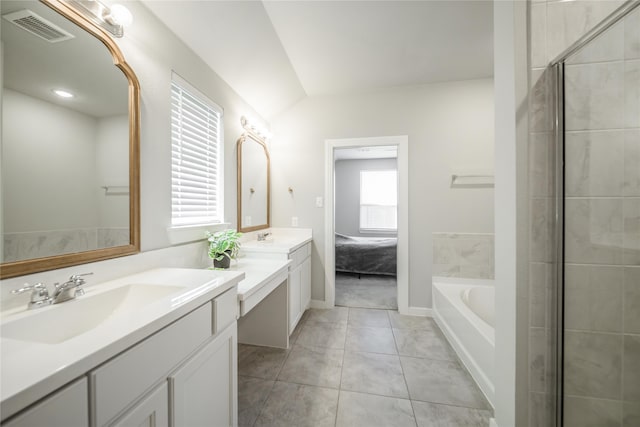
[335,233,397,276]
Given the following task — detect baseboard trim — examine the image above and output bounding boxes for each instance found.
[407,306,433,317]
[310,299,329,309]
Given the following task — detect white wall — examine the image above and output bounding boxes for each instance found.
[2,89,99,232]
[334,158,397,237]
[271,79,494,308]
[111,0,269,250]
[96,115,129,229]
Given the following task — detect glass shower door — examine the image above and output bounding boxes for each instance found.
[561,4,640,426]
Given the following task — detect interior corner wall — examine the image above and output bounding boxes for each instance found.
[111,2,269,251]
[271,79,495,308]
[334,158,397,238]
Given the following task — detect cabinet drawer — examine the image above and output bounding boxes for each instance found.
[213,287,237,334]
[90,304,211,426]
[288,243,310,269]
[3,378,88,427]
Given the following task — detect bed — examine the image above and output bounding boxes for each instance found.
[335,233,397,276]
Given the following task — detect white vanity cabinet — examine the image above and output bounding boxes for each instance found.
[288,244,312,333]
[169,322,237,427]
[1,283,239,427]
[92,288,238,427]
[3,378,88,427]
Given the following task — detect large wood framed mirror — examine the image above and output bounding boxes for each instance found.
[0,0,140,279]
[237,132,270,233]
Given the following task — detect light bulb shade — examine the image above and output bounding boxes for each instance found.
[109,4,133,27]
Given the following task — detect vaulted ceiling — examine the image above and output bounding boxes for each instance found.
[142,0,493,119]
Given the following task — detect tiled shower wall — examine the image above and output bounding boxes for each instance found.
[432,233,494,279]
[528,1,639,426]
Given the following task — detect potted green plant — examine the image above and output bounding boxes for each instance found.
[206,229,242,269]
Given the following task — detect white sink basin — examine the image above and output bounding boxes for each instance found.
[1,284,185,344]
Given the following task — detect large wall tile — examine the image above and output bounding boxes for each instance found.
[564,264,623,333]
[529,262,552,328]
[564,396,622,427]
[530,3,548,68]
[625,130,640,196]
[547,0,625,60]
[529,132,554,198]
[564,331,622,399]
[530,198,554,263]
[565,198,624,265]
[624,400,640,427]
[565,62,625,131]
[530,69,553,132]
[623,334,640,402]
[623,197,640,265]
[625,60,640,128]
[565,130,625,197]
[566,19,624,65]
[529,327,547,393]
[432,233,494,279]
[624,267,640,334]
[625,6,640,59]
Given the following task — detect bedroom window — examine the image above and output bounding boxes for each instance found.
[171,73,224,226]
[359,170,397,232]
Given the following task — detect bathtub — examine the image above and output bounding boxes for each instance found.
[432,276,495,407]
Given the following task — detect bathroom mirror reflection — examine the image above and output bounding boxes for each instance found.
[237,133,270,232]
[0,0,140,278]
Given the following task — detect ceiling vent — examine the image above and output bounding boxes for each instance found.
[2,9,75,43]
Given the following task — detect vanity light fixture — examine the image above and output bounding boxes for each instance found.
[53,89,74,98]
[67,0,132,38]
[241,116,272,140]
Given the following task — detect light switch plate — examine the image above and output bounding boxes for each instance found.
[315,197,323,208]
[291,217,299,227]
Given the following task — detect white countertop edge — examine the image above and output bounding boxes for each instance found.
[234,259,292,301]
[241,236,312,254]
[1,269,244,420]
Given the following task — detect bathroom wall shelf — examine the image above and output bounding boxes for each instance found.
[450,174,494,188]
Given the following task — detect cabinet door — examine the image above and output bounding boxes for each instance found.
[111,383,168,427]
[169,323,238,427]
[301,257,311,311]
[3,378,88,427]
[288,265,302,333]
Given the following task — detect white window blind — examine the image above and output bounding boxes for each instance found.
[171,74,223,226]
[360,170,397,231]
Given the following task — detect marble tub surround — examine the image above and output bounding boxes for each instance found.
[237,307,491,427]
[432,233,494,280]
[2,227,131,263]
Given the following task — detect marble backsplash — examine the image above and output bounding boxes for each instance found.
[432,232,495,280]
[3,228,130,262]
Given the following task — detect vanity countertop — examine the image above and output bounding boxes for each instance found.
[241,227,312,254]
[226,258,292,301]
[0,267,244,419]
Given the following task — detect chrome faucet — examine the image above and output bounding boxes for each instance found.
[11,273,93,310]
[257,232,271,241]
[11,283,52,310]
[52,273,93,304]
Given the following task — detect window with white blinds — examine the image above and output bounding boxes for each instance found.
[360,170,397,231]
[171,74,224,226]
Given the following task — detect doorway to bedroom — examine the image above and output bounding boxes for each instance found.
[324,136,409,314]
[334,147,398,309]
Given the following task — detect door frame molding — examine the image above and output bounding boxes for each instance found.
[323,135,409,314]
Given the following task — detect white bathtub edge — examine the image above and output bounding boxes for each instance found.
[433,306,495,408]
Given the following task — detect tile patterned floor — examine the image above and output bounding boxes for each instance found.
[335,273,397,309]
[238,307,492,427]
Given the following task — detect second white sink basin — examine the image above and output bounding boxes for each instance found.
[1,284,185,344]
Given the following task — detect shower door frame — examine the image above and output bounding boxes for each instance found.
[550,1,640,425]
